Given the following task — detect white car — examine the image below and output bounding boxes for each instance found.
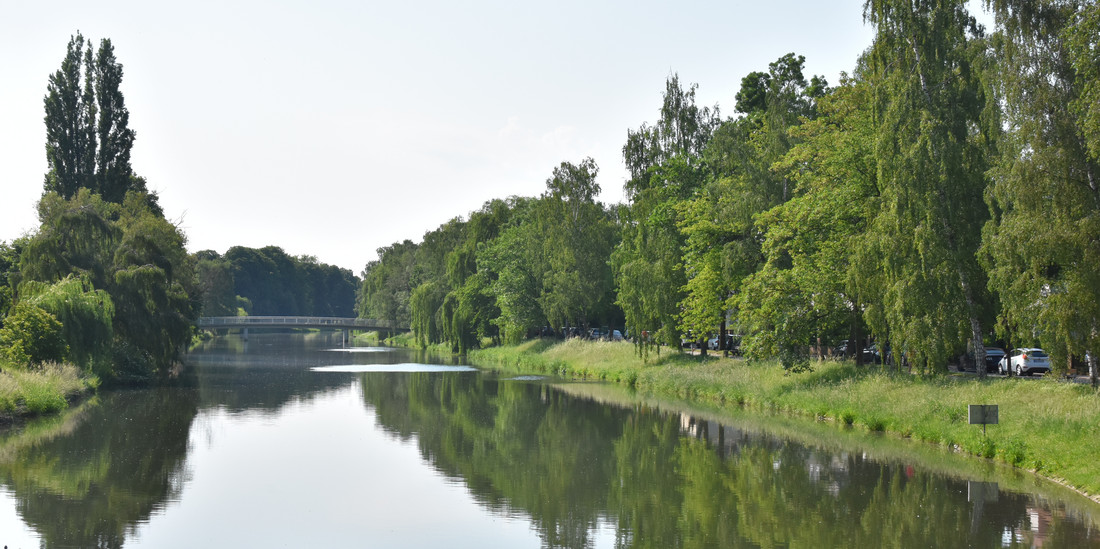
[998,348,1051,376]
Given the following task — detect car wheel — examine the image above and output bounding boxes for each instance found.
[1016,364,1025,377]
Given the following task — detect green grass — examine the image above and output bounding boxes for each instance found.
[470,338,1100,503]
[0,361,96,417]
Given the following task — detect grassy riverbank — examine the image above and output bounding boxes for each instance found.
[469,338,1100,502]
[0,361,95,419]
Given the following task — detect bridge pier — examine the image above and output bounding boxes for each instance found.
[342,329,350,347]
[243,327,248,341]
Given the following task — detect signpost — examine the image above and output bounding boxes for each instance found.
[968,404,999,436]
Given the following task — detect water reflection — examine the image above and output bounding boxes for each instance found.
[0,334,1095,548]
[360,372,1100,548]
[0,388,197,548]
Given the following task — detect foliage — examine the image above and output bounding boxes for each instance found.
[358,240,419,333]
[534,158,616,333]
[614,75,717,353]
[981,0,1100,385]
[43,33,147,203]
[207,246,357,317]
[18,275,113,374]
[863,0,994,373]
[15,190,195,379]
[0,303,68,367]
[0,240,19,317]
[737,74,875,371]
[193,253,236,316]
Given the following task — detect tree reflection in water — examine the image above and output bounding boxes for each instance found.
[0,337,1096,548]
[361,372,1100,549]
[0,389,198,549]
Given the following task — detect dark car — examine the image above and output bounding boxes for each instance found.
[861,344,883,364]
[982,347,1005,373]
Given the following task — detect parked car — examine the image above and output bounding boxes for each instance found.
[610,329,623,341]
[861,344,883,364]
[998,348,1051,376]
[963,346,1006,373]
[707,336,720,350]
[833,341,852,358]
[982,347,1005,373]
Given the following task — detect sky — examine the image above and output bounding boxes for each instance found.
[0,0,881,274]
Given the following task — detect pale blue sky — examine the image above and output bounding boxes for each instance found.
[1,0,884,272]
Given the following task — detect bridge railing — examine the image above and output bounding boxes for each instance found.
[197,316,394,329]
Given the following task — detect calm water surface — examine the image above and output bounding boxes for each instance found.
[1,333,1098,548]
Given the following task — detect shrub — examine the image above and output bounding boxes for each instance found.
[0,303,68,366]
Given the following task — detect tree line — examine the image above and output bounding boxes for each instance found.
[195,245,358,318]
[358,0,1100,385]
[0,33,359,382]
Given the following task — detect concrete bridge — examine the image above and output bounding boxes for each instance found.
[197,316,406,343]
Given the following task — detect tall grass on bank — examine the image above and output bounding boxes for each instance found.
[0,362,94,416]
[470,338,1100,501]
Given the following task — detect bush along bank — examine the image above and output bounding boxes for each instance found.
[468,338,1100,504]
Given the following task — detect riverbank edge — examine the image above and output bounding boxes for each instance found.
[0,362,97,424]
[464,337,1100,506]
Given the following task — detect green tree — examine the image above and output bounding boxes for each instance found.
[358,240,419,334]
[614,75,718,353]
[0,303,68,366]
[18,275,114,374]
[43,33,145,203]
[17,190,195,379]
[680,54,827,362]
[738,74,877,370]
[193,251,237,317]
[536,158,615,333]
[108,192,197,379]
[863,0,993,373]
[408,216,469,347]
[0,240,21,317]
[42,33,96,199]
[18,190,118,294]
[93,39,137,203]
[480,202,547,344]
[982,0,1100,385]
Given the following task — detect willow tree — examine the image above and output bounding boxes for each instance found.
[864,0,994,373]
[981,0,1100,385]
[17,190,195,379]
[18,275,114,374]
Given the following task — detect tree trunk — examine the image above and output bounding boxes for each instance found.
[1090,351,1098,389]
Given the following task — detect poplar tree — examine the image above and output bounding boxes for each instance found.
[43,33,143,203]
[43,33,96,198]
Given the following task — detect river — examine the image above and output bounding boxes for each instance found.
[0,333,1098,548]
